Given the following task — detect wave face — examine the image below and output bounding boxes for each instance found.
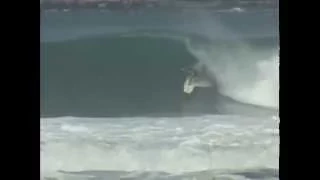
[41,10,278,117]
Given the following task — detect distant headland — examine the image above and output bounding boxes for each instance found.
[40,0,278,11]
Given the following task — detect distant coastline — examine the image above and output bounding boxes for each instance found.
[40,0,278,11]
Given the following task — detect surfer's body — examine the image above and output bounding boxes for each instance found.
[182,63,214,94]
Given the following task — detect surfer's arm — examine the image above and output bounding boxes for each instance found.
[180,67,189,73]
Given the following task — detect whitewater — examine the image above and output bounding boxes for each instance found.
[41,115,278,180]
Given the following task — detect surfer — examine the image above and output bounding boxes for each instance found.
[181,63,209,76]
[181,66,196,76]
[182,64,206,94]
[181,63,210,81]
[181,63,216,95]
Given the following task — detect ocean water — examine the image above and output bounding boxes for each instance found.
[41,6,279,180]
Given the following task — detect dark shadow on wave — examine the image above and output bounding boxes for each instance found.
[41,36,197,117]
